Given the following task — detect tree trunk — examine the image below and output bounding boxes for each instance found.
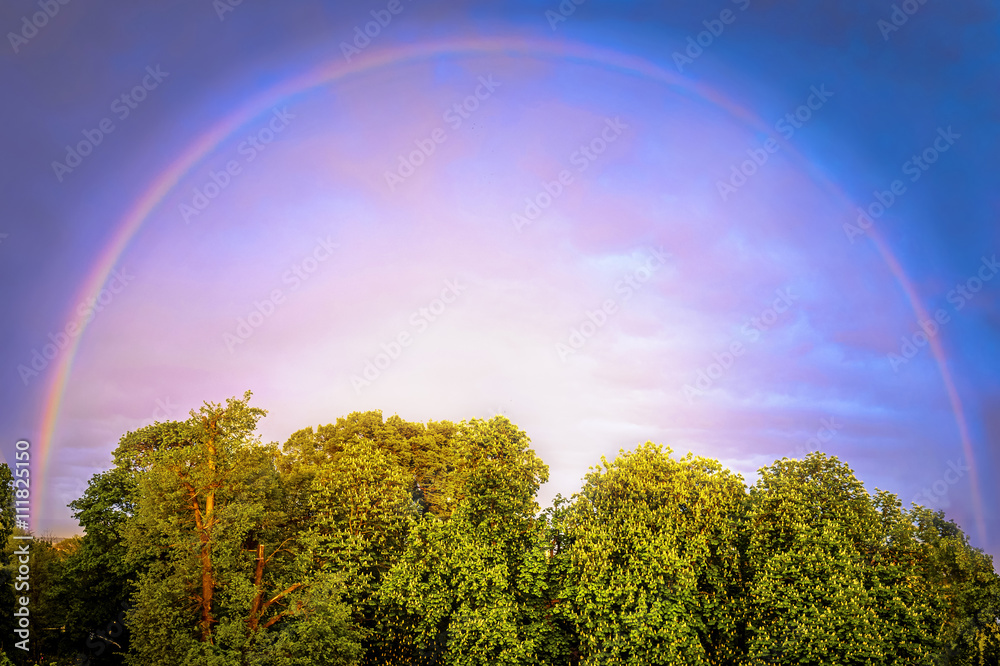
[248,544,266,632]
[198,519,214,642]
[197,415,219,643]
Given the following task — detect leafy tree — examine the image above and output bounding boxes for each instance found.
[279,411,463,520]
[911,506,1000,665]
[537,494,582,664]
[56,466,141,664]
[564,442,746,665]
[12,399,1000,666]
[122,391,360,666]
[277,410,461,663]
[0,464,16,660]
[3,534,80,664]
[239,569,363,666]
[304,430,419,663]
[745,453,940,664]
[377,417,563,666]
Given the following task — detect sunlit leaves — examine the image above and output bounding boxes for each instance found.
[565,442,746,665]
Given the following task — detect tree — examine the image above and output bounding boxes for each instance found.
[277,410,461,663]
[745,453,940,664]
[537,494,582,665]
[1,532,80,665]
[13,399,999,666]
[911,506,1000,665]
[564,442,746,665]
[0,464,15,659]
[304,430,419,664]
[279,411,464,520]
[376,417,562,665]
[122,391,359,666]
[56,466,141,664]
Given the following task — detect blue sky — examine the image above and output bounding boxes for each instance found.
[0,0,997,561]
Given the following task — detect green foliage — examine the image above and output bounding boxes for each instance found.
[240,571,363,666]
[746,453,944,665]
[0,464,15,657]
[911,506,1000,665]
[0,464,12,544]
[58,466,139,665]
[304,429,419,661]
[119,391,328,666]
[3,536,80,664]
[280,411,464,519]
[565,442,746,665]
[21,397,1000,666]
[376,417,564,666]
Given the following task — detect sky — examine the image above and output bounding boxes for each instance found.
[0,0,997,561]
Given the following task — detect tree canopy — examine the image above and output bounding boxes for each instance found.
[4,393,998,666]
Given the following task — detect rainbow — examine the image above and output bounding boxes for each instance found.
[34,35,986,543]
